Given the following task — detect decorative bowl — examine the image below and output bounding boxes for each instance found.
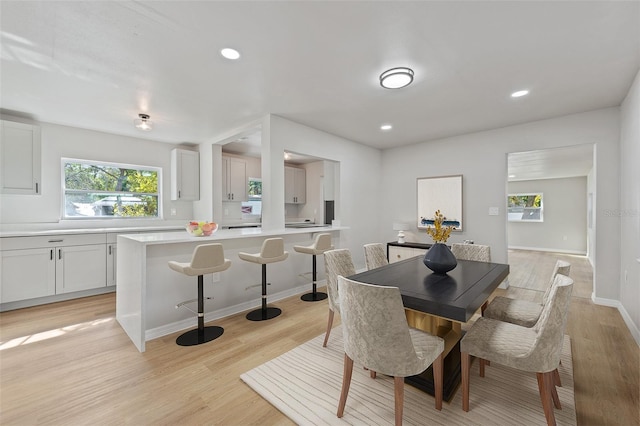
[186,221,218,237]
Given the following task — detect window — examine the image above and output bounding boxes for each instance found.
[63,159,160,219]
[242,177,262,216]
[508,193,543,222]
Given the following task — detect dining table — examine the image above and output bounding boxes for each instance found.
[348,254,509,401]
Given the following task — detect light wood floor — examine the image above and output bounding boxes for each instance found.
[1,252,638,425]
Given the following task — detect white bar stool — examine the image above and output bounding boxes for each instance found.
[168,243,231,346]
[294,233,333,302]
[239,238,289,321]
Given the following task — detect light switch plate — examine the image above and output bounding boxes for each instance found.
[489,207,499,216]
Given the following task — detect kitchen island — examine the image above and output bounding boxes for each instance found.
[116,225,347,351]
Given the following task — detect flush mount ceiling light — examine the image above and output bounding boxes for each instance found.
[134,113,153,131]
[511,89,530,98]
[221,48,240,60]
[380,124,393,131]
[380,67,414,89]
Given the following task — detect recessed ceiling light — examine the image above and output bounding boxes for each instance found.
[380,124,393,131]
[379,67,414,89]
[511,90,529,98]
[508,174,516,178]
[221,48,240,60]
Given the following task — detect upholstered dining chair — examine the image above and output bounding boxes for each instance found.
[337,276,445,425]
[363,243,388,270]
[322,249,356,347]
[460,273,574,426]
[450,243,491,262]
[484,260,571,327]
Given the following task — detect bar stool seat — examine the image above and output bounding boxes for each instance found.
[294,233,333,302]
[239,238,288,321]
[168,243,231,346]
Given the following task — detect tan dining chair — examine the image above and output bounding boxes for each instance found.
[484,260,571,327]
[450,243,491,262]
[460,273,574,426]
[337,276,445,425]
[363,243,388,270]
[322,249,356,347]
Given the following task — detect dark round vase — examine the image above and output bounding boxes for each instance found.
[423,243,457,274]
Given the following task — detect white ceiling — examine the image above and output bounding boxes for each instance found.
[1,1,638,177]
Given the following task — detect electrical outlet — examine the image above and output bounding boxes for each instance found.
[488,207,499,216]
[562,235,568,241]
[170,208,177,216]
[212,272,220,283]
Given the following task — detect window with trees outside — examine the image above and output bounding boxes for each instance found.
[508,193,543,222]
[63,159,160,219]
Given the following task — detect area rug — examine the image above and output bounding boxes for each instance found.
[241,327,576,425]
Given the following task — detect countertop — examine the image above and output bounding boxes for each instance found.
[0,225,185,238]
[120,225,348,245]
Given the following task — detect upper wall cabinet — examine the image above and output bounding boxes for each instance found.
[0,120,41,195]
[222,155,247,202]
[285,166,306,204]
[171,148,200,201]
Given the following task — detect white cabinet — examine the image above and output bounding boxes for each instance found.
[0,248,55,303]
[222,156,247,201]
[106,243,117,287]
[0,120,41,195]
[285,166,306,204]
[171,148,200,201]
[388,246,427,263]
[0,234,107,304]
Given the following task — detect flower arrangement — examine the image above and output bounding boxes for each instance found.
[426,210,454,243]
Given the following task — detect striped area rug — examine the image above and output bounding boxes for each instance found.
[241,327,576,425]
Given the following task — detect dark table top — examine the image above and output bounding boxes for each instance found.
[349,256,509,322]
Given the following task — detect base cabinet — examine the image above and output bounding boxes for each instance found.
[387,242,432,264]
[0,234,107,304]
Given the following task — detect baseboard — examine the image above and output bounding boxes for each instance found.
[508,246,587,256]
[591,293,640,347]
[0,286,116,312]
[146,282,320,341]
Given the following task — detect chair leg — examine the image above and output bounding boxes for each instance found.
[246,264,281,321]
[176,275,224,346]
[551,381,562,410]
[301,255,328,302]
[462,352,470,412]
[337,354,354,419]
[433,353,443,411]
[553,368,562,387]
[536,372,557,426]
[323,309,334,347]
[479,358,486,377]
[393,376,404,426]
[370,370,376,379]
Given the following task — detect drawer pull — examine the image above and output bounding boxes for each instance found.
[48,239,63,243]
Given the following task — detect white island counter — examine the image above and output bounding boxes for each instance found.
[116,225,347,351]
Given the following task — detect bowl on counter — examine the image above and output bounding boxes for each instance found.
[186,221,218,237]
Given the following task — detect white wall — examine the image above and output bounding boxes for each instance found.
[619,68,640,342]
[262,115,382,269]
[0,119,194,228]
[380,108,621,301]
[508,177,587,254]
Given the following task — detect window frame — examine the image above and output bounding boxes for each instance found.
[61,158,162,220]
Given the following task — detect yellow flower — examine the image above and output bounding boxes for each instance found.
[426,210,454,243]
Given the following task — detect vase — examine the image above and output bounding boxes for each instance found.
[423,243,457,274]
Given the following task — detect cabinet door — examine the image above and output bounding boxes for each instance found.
[56,245,107,294]
[224,157,247,201]
[294,168,306,204]
[0,120,41,195]
[171,149,199,201]
[1,248,55,303]
[106,243,117,286]
[389,246,425,264]
[284,167,296,203]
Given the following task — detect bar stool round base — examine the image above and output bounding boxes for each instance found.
[300,292,328,302]
[246,307,282,321]
[176,326,224,346]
